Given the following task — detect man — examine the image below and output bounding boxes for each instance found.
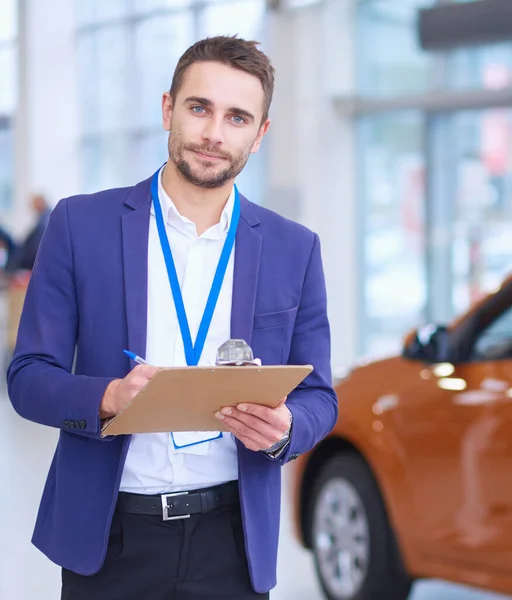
[7,36,337,599]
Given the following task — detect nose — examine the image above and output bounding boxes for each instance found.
[202,115,225,147]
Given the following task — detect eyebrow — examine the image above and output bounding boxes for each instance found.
[184,96,255,122]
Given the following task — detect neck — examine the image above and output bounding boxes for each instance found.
[161,161,233,236]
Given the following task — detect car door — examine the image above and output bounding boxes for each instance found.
[444,299,512,571]
[388,358,481,563]
[390,286,512,570]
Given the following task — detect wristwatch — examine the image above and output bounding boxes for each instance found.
[263,410,293,458]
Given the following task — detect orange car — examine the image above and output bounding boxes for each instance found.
[292,278,512,600]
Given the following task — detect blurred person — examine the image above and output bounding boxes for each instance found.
[0,224,16,261]
[5,193,51,273]
[7,36,337,600]
[0,223,16,270]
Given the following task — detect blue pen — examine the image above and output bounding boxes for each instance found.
[123,350,148,365]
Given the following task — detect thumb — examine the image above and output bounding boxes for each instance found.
[276,396,287,408]
[138,365,161,379]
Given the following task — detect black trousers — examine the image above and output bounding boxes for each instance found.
[61,502,269,600]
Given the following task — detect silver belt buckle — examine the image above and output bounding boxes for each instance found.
[161,491,191,521]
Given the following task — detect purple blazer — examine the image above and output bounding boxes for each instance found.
[6,175,337,593]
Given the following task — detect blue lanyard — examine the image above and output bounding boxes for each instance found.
[150,168,240,366]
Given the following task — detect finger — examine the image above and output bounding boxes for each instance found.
[235,402,287,429]
[133,365,161,378]
[143,366,161,377]
[128,373,154,390]
[216,422,257,449]
[234,403,276,424]
[216,415,274,450]
[220,408,284,444]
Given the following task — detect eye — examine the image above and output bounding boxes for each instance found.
[191,106,206,115]
[231,115,247,125]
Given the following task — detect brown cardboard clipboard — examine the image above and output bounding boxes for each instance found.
[100,364,313,437]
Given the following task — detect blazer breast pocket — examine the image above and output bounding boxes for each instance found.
[252,307,298,365]
[253,306,299,330]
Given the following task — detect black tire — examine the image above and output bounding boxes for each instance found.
[307,452,413,600]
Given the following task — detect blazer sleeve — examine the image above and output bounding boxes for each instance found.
[271,232,338,464]
[6,198,116,440]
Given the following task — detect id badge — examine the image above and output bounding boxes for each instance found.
[171,431,223,453]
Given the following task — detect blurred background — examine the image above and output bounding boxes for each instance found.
[1,0,512,599]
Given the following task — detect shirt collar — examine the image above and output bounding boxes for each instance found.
[152,166,235,238]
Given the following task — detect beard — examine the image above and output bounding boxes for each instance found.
[167,125,253,189]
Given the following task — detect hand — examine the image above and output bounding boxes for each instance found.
[100,365,161,419]
[214,397,291,452]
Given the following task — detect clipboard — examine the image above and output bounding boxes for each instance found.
[101,364,313,437]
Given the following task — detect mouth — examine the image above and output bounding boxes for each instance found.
[192,150,227,162]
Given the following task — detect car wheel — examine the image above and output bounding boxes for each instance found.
[308,452,413,600]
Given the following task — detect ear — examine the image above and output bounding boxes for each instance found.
[162,92,173,132]
[250,119,271,154]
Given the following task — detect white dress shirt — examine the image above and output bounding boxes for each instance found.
[119,169,239,494]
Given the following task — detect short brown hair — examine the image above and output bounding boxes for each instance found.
[170,35,275,122]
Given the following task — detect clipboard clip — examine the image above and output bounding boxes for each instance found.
[215,339,261,366]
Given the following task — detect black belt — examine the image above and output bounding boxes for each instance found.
[116,481,239,521]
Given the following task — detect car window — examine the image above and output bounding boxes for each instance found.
[472,302,512,360]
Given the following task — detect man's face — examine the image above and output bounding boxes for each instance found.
[162,61,270,189]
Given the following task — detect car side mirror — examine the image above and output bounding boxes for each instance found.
[403,323,451,363]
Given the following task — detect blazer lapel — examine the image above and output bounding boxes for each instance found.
[230,196,262,347]
[231,197,262,463]
[122,178,152,359]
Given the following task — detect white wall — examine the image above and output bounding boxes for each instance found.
[13,0,80,237]
[265,0,359,372]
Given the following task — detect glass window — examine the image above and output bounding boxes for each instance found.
[0,0,16,41]
[0,124,14,213]
[358,111,427,357]
[77,26,131,135]
[199,0,243,5]
[358,1,512,96]
[133,131,169,183]
[0,47,16,114]
[234,144,267,206]
[76,0,131,26]
[134,14,195,129]
[429,109,512,319]
[76,34,100,134]
[82,134,133,193]
[133,0,192,13]
[199,0,266,39]
[356,0,435,97]
[445,42,512,91]
[473,298,512,361]
[0,0,16,226]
